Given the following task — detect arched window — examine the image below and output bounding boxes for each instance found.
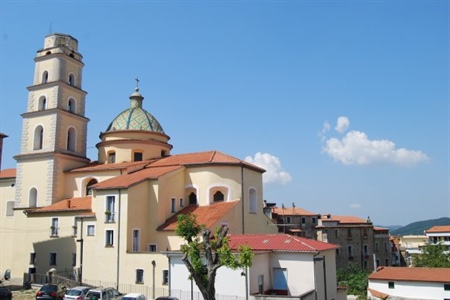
[29,188,38,207]
[189,192,197,205]
[42,71,49,84]
[213,191,224,202]
[33,126,44,150]
[68,98,76,113]
[38,96,47,111]
[86,179,98,196]
[67,127,76,151]
[249,188,257,213]
[68,74,75,86]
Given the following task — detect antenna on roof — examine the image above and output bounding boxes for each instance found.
[49,22,53,34]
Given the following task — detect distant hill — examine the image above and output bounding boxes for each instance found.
[389,217,450,236]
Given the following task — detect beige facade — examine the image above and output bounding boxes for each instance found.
[0,33,278,297]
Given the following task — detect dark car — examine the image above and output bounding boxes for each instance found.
[36,284,66,300]
[0,286,12,300]
[155,297,179,300]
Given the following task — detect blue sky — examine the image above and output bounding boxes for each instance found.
[0,0,448,226]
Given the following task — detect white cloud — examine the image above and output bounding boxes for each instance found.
[335,116,349,133]
[322,130,429,167]
[349,203,361,209]
[322,121,330,133]
[245,152,292,185]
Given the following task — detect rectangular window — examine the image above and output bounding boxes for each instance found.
[72,253,76,267]
[148,244,157,252]
[376,259,380,267]
[106,230,114,247]
[179,198,184,207]
[364,245,368,255]
[50,253,57,265]
[375,242,379,252]
[87,225,95,236]
[388,281,395,289]
[385,259,389,266]
[347,229,352,240]
[363,228,368,239]
[171,198,176,213]
[312,217,316,224]
[50,218,59,236]
[30,253,36,264]
[132,229,140,252]
[108,152,116,163]
[334,229,339,238]
[336,248,340,255]
[348,245,353,258]
[136,269,144,284]
[384,242,388,252]
[444,284,450,291]
[6,201,14,216]
[134,152,143,161]
[286,217,291,224]
[106,196,116,222]
[162,270,168,285]
[301,217,306,224]
[72,217,78,236]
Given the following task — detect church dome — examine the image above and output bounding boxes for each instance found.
[106,87,165,134]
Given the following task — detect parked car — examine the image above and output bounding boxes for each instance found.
[0,286,12,300]
[36,284,66,300]
[85,287,123,300]
[121,293,146,300]
[155,297,178,300]
[64,286,91,300]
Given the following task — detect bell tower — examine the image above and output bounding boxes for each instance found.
[14,33,90,207]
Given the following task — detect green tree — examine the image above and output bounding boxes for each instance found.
[413,242,450,268]
[337,264,370,299]
[175,213,253,300]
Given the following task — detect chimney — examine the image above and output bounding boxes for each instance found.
[0,133,8,171]
[67,200,71,208]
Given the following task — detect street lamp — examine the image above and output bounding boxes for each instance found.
[313,256,327,300]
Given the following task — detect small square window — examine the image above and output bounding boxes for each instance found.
[388,281,395,289]
[134,152,143,161]
[148,244,157,252]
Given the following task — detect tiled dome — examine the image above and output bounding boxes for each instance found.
[106,88,165,134]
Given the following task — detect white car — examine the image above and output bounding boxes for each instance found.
[64,286,92,300]
[121,293,146,300]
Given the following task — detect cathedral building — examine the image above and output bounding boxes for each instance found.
[0,33,277,292]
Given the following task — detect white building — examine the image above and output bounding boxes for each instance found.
[368,267,450,300]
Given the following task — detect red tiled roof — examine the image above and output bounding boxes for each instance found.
[321,215,368,224]
[0,168,16,179]
[93,165,182,189]
[31,196,92,213]
[272,207,318,216]
[228,234,339,252]
[367,288,389,299]
[425,225,450,233]
[369,267,450,283]
[158,201,240,231]
[68,161,151,173]
[150,151,265,172]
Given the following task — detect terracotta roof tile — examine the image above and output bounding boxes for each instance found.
[68,161,151,173]
[0,168,16,178]
[272,207,318,216]
[150,151,265,172]
[321,215,368,224]
[425,225,450,233]
[93,165,182,190]
[158,201,240,231]
[32,196,92,213]
[369,267,450,283]
[367,288,389,299]
[228,234,339,252]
